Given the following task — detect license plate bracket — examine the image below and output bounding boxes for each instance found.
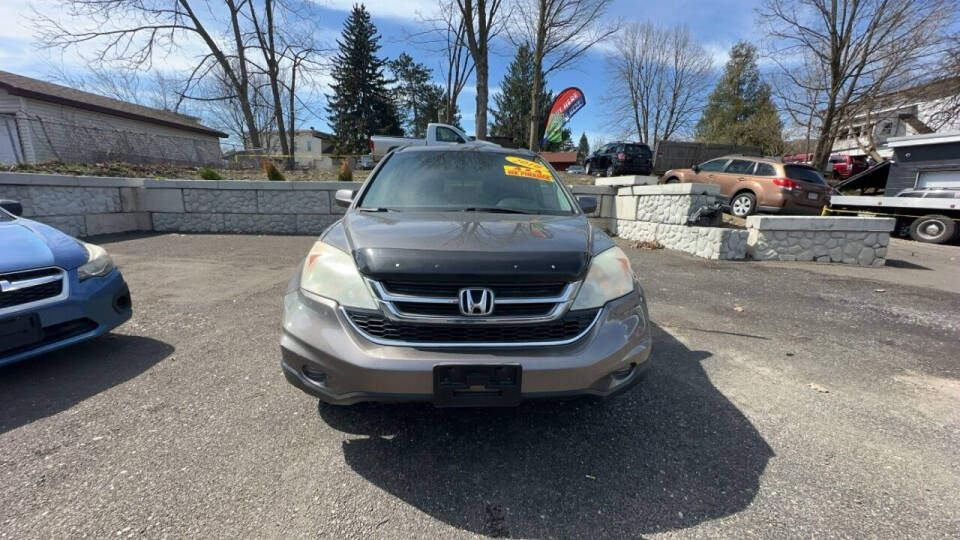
[0,314,43,354]
[433,364,522,407]
[807,192,819,200]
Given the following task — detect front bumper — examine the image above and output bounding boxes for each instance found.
[0,269,132,366]
[280,288,651,405]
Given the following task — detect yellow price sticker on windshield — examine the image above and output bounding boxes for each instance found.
[503,156,553,182]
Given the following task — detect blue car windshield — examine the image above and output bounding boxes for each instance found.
[359,151,575,215]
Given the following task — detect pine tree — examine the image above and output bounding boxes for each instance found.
[326,4,401,154]
[695,42,783,155]
[388,53,432,137]
[576,132,589,164]
[490,43,552,148]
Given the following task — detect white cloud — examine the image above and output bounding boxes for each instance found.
[0,1,44,41]
[313,0,440,21]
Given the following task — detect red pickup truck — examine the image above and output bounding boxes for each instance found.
[828,155,868,179]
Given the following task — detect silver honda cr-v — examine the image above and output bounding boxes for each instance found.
[281,145,651,406]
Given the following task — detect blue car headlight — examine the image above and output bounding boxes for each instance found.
[78,242,116,281]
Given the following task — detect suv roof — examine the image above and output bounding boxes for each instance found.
[714,154,783,165]
[394,144,533,157]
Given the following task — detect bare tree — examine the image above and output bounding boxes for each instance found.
[605,21,712,147]
[770,51,826,156]
[759,0,955,170]
[202,65,277,150]
[510,0,617,151]
[455,0,506,139]
[34,0,328,158]
[413,2,475,125]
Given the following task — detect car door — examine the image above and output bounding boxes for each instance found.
[597,144,614,169]
[693,158,731,186]
[719,159,757,196]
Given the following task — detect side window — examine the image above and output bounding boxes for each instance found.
[755,163,776,176]
[436,127,464,143]
[601,144,614,154]
[725,159,756,174]
[698,159,729,172]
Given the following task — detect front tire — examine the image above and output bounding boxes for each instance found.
[909,215,956,244]
[606,165,615,177]
[730,192,756,218]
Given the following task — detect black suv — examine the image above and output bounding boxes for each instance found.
[584,142,653,177]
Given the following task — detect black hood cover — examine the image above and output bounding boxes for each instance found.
[344,212,592,283]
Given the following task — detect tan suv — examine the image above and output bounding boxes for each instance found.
[662,156,832,217]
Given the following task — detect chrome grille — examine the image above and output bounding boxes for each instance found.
[0,267,67,312]
[345,308,600,347]
[366,279,580,323]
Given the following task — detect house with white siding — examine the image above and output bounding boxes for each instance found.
[0,70,226,166]
[831,77,960,158]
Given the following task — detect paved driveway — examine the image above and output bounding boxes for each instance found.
[1,234,957,538]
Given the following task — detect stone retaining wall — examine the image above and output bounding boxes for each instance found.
[746,216,895,266]
[616,183,721,225]
[612,183,745,259]
[0,172,360,237]
[618,220,748,260]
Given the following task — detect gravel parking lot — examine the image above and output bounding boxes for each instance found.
[1,233,958,538]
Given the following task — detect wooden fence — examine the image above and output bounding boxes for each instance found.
[653,141,763,175]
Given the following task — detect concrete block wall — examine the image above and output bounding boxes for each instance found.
[0,173,149,237]
[617,220,748,260]
[0,173,361,237]
[746,216,895,266]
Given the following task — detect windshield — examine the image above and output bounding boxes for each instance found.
[358,151,576,214]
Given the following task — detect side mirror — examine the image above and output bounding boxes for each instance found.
[0,199,23,216]
[334,189,355,208]
[576,196,598,215]
[692,164,700,173]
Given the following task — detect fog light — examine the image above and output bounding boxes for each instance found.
[301,366,327,383]
[113,289,132,313]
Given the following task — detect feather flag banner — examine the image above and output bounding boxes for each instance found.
[541,87,585,146]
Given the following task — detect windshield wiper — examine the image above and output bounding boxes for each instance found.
[358,207,399,212]
[459,207,538,214]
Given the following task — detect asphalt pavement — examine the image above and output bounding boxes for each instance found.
[1,233,958,538]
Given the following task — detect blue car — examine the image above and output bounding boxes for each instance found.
[0,199,132,366]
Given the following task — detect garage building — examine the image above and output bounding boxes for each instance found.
[0,70,226,166]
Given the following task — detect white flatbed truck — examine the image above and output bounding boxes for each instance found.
[826,194,960,244]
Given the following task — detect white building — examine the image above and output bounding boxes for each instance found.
[260,130,336,167]
[832,77,960,158]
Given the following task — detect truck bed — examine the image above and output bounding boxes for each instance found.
[829,195,959,212]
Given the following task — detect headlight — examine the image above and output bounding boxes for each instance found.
[571,246,635,310]
[300,241,377,309]
[78,242,116,281]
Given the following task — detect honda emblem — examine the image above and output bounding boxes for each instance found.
[458,288,495,316]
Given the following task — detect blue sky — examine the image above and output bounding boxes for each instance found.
[0,0,766,146]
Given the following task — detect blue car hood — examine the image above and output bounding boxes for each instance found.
[0,217,88,273]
